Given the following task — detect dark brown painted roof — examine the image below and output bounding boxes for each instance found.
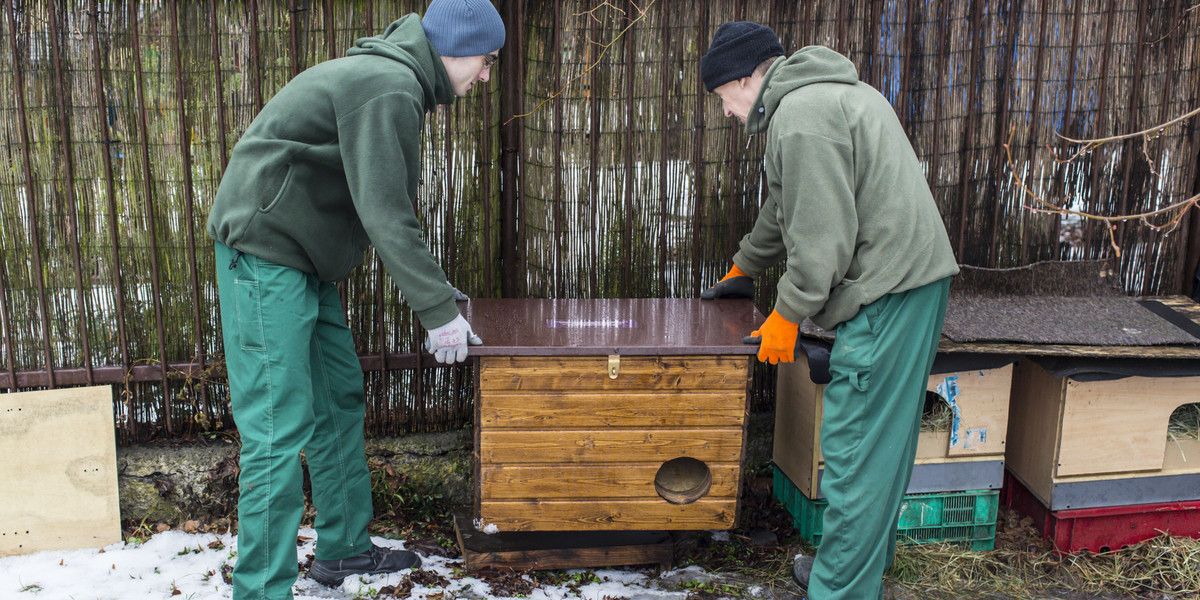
[462,298,763,356]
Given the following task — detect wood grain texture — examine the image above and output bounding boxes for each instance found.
[480,429,743,464]
[0,386,120,557]
[479,499,737,531]
[930,365,1013,457]
[1057,373,1200,477]
[1004,359,1067,505]
[480,464,740,500]
[773,359,823,498]
[479,392,746,428]
[775,361,1012,499]
[479,356,749,392]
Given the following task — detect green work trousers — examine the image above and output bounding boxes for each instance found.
[806,277,951,600]
[214,242,374,600]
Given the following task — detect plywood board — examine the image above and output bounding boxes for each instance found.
[0,386,120,557]
[775,361,1011,499]
[773,360,822,498]
[480,392,745,429]
[479,356,748,392]
[480,429,743,464]
[479,499,736,531]
[1058,374,1200,477]
[1004,360,1067,505]
[930,365,1013,457]
[1164,439,1200,473]
[480,464,740,500]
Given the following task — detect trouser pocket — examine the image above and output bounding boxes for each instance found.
[830,304,878,393]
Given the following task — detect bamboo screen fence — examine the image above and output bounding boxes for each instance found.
[1,0,1198,444]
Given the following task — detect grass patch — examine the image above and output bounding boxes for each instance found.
[886,513,1200,600]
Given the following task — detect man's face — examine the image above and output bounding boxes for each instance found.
[442,52,498,97]
[713,76,761,124]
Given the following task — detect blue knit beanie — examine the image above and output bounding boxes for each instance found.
[421,0,505,58]
[701,22,785,92]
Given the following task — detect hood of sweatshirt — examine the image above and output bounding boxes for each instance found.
[346,14,456,108]
[745,46,860,135]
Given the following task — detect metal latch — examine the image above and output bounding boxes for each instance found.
[608,355,620,379]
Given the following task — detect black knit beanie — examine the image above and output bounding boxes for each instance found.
[700,22,785,92]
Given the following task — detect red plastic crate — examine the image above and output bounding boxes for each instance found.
[1003,470,1200,554]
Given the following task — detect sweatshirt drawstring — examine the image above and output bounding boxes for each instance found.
[228,250,243,270]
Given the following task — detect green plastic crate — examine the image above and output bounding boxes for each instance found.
[773,466,997,551]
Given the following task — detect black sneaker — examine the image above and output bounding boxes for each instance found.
[792,552,814,591]
[308,544,420,587]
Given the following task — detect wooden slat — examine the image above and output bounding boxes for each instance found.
[479,392,746,428]
[480,464,740,500]
[479,356,748,392]
[480,429,743,464]
[479,499,737,531]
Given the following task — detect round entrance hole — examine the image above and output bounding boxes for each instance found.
[654,457,712,504]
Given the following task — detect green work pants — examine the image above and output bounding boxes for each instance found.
[214,242,373,600]
[807,277,951,600]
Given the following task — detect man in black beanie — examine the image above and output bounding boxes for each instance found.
[699,22,960,600]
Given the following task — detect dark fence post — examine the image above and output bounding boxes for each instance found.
[128,0,173,434]
[499,0,524,297]
[1140,0,1184,296]
[986,0,1022,267]
[4,0,57,389]
[89,0,132,378]
[955,0,984,261]
[48,0,96,385]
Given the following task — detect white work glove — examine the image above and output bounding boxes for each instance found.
[424,314,483,364]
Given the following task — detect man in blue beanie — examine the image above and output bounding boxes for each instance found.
[205,1,503,598]
[699,22,959,600]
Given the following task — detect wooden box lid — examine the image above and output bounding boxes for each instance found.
[462,298,762,356]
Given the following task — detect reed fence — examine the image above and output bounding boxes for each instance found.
[1,0,1198,444]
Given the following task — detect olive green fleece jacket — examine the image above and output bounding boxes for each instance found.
[206,15,460,329]
[733,46,959,330]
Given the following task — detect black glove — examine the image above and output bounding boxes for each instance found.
[700,275,755,299]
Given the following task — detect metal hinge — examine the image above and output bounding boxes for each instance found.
[608,355,620,379]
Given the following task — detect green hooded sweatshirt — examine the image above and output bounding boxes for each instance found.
[734,46,959,330]
[206,15,460,329]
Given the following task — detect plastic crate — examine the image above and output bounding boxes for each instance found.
[1003,470,1200,554]
[774,466,997,551]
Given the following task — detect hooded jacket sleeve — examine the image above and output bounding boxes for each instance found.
[338,91,459,330]
[768,128,858,325]
[732,192,789,276]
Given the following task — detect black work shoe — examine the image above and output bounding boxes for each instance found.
[792,552,814,591]
[308,544,420,587]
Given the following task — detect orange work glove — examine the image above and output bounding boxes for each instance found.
[720,264,749,281]
[700,264,755,299]
[749,310,799,365]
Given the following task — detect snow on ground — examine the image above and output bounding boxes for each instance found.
[0,529,702,600]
